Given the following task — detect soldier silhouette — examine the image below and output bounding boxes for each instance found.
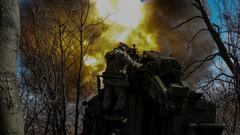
[102,42,143,119]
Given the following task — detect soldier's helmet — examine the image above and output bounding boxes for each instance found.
[118,42,130,51]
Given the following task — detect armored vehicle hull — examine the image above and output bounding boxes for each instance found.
[82,51,223,135]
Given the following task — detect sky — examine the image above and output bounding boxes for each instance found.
[208,0,219,23]
[206,0,234,82]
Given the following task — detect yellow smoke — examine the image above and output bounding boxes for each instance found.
[96,0,143,28]
[86,0,158,68]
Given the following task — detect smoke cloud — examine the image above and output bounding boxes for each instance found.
[21,0,215,96]
[138,0,214,82]
[143,0,214,62]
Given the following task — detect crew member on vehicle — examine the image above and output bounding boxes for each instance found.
[102,42,143,117]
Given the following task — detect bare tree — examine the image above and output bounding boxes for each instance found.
[19,0,107,134]
[172,0,240,134]
[195,1,240,134]
[20,0,74,134]
[69,0,107,134]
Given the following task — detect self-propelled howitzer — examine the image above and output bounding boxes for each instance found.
[82,50,223,135]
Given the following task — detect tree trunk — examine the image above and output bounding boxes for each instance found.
[0,0,24,134]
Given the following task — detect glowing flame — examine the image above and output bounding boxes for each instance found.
[85,54,105,67]
[95,0,150,44]
[96,0,143,28]
[84,0,158,82]
[85,56,98,66]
